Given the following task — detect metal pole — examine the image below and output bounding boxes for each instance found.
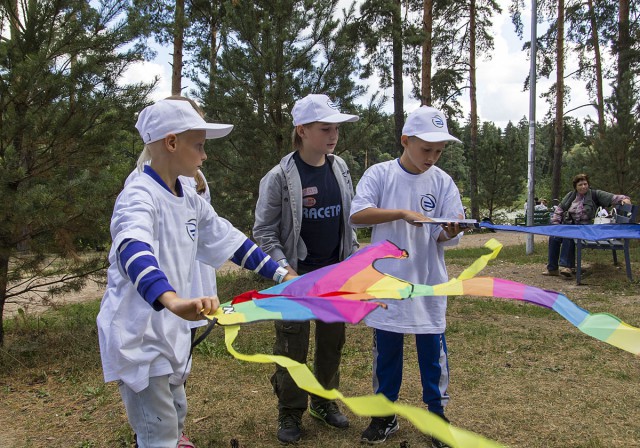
[526,0,537,255]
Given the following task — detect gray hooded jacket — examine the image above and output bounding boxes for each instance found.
[253,152,358,271]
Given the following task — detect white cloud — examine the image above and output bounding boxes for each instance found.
[121,60,172,101]
[472,9,534,127]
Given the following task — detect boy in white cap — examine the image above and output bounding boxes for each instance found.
[350,106,464,447]
[97,99,291,448]
[253,93,359,443]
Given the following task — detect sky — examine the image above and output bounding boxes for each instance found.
[122,0,606,130]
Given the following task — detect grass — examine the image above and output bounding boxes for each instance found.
[1,242,640,447]
[446,241,550,265]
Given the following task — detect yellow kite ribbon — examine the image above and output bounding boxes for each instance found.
[224,325,505,448]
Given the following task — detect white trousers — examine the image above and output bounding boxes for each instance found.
[118,375,187,448]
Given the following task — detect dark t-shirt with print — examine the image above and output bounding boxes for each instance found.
[294,151,342,270]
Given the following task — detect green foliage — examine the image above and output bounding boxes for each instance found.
[0,0,637,350]
[429,0,502,118]
[340,99,398,183]
[437,141,468,194]
[187,0,364,231]
[509,0,638,201]
[458,119,527,218]
[587,119,640,198]
[0,0,153,345]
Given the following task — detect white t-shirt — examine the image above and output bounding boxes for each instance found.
[97,172,245,392]
[126,169,218,330]
[350,160,464,334]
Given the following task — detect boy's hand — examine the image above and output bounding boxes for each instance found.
[158,291,220,321]
[438,214,466,241]
[402,210,429,227]
[283,272,298,282]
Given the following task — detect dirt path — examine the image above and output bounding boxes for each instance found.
[4,231,531,318]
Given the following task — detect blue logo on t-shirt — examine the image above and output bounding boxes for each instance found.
[420,194,436,212]
[186,219,197,241]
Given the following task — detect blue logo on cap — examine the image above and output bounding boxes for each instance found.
[327,99,339,110]
[432,116,444,128]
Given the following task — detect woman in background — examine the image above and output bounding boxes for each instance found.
[543,173,631,278]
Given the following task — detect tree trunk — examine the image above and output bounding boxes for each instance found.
[274,11,285,154]
[8,0,18,37]
[469,0,479,220]
[208,14,218,99]
[421,0,434,106]
[616,0,631,130]
[614,0,631,192]
[392,0,404,155]
[0,251,8,346]
[587,0,604,134]
[551,0,565,202]
[172,0,185,95]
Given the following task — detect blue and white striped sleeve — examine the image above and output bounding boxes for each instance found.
[230,238,282,281]
[118,239,174,311]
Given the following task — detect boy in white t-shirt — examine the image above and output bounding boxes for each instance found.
[350,106,464,448]
[97,99,291,448]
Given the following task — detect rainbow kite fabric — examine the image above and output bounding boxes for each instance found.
[213,239,500,326]
[213,239,640,356]
[210,240,508,448]
[431,276,640,356]
[207,238,639,447]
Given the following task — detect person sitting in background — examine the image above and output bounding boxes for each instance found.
[535,199,548,211]
[543,173,631,278]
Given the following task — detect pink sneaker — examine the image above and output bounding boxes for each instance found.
[177,433,195,448]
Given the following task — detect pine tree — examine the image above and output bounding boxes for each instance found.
[474,121,527,219]
[0,0,152,345]
[511,0,589,201]
[358,0,423,154]
[414,0,467,116]
[434,0,501,220]
[589,0,639,196]
[565,0,614,134]
[187,0,363,231]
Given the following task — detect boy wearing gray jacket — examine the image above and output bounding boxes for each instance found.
[253,94,359,444]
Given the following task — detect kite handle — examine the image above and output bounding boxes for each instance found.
[192,316,218,350]
[181,316,218,380]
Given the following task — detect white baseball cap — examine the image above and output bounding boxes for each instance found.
[135,99,233,144]
[402,106,461,143]
[292,94,359,126]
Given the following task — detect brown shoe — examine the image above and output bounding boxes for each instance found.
[543,269,559,276]
[560,267,573,277]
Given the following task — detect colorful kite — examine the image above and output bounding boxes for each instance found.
[207,238,639,447]
[213,239,500,326]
